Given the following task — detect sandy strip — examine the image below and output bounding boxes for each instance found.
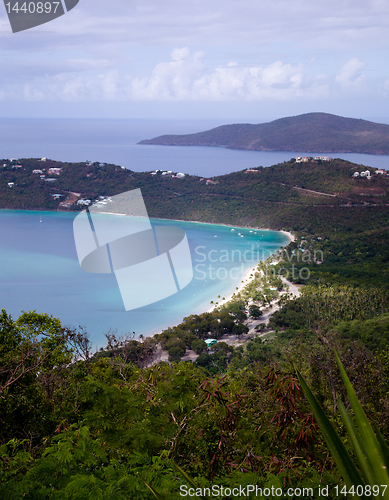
[206,264,259,313]
[278,230,295,243]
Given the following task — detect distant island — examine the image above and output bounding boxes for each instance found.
[138,112,389,155]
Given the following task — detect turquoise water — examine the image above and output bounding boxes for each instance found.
[0,209,288,347]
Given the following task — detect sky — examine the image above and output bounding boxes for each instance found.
[1,0,389,122]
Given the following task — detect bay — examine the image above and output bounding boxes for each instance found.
[0,209,289,347]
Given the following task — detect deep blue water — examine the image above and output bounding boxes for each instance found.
[0,209,288,347]
[0,118,388,176]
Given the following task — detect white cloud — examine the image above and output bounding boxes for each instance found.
[335,58,366,89]
[0,49,384,105]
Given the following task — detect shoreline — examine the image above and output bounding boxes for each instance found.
[206,264,258,313]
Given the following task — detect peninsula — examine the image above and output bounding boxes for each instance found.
[138,112,389,155]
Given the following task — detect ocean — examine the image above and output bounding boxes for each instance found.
[0,118,388,176]
[0,209,289,347]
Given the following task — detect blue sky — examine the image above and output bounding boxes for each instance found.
[1,0,389,122]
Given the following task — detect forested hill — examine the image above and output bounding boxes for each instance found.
[138,112,389,154]
[1,156,389,235]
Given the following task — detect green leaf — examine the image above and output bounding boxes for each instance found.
[296,369,364,489]
[373,422,389,473]
[172,462,210,500]
[338,399,375,487]
[335,352,389,491]
[143,482,168,500]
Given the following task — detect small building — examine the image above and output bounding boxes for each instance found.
[176,172,185,178]
[7,182,14,187]
[360,170,371,178]
[40,175,46,179]
[376,169,386,175]
[48,168,62,175]
[77,199,91,206]
[296,156,302,163]
[205,339,217,347]
[45,178,56,182]
[245,169,259,173]
[314,156,332,161]
[32,169,43,174]
[52,194,63,199]
[302,157,309,162]
[40,157,47,162]
[352,172,360,178]
[206,179,217,185]
[12,164,22,169]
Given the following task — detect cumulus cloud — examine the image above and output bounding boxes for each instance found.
[0,49,381,104]
[335,58,366,89]
[0,48,325,102]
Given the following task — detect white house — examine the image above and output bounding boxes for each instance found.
[7,182,14,187]
[314,156,332,161]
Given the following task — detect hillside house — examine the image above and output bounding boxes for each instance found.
[48,168,62,175]
[314,156,332,161]
[32,169,43,174]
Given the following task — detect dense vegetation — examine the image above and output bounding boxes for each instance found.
[1,156,389,497]
[138,112,389,154]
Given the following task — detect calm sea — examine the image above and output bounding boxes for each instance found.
[0,209,288,347]
[0,118,388,176]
